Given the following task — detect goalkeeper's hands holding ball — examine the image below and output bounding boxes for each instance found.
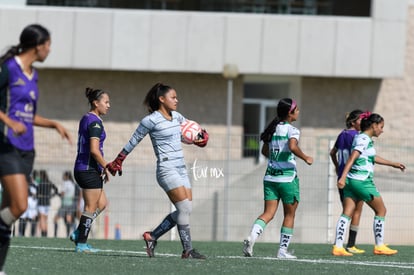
[106,150,127,176]
[193,129,209,147]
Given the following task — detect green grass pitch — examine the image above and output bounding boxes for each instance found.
[5,237,414,274]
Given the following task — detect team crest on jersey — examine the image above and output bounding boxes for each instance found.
[93,124,101,129]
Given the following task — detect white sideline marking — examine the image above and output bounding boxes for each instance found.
[11,245,179,257]
[219,255,414,270]
[11,245,414,270]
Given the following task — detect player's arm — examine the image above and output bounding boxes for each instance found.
[337,149,360,189]
[107,120,150,176]
[90,137,110,182]
[261,142,269,158]
[289,138,313,165]
[329,146,339,175]
[0,110,26,135]
[90,138,106,168]
[375,155,406,171]
[33,114,72,144]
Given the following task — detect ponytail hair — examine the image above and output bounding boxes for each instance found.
[260,98,297,142]
[0,24,50,64]
[143,82,173,113]
[360,113,383,132]
[0,46,20,64]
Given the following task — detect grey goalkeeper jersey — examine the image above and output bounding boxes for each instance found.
[123,110,186,165]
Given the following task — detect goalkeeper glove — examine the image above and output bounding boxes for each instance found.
[194,129,209,147]
[106,151,127,176]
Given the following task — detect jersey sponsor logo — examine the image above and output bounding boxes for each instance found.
[24,103,34,113]
[93,124,101,129]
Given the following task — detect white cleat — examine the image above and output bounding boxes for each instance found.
[277,248,297,259]
[243,238,253,257]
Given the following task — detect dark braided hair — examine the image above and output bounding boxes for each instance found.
[260,98,296,142]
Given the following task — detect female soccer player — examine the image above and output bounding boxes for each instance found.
[107,82,208,259]
[332,113,405,256]
[330,109,366,254]
[70,87,111,252]
[0,24,72,273]
[243,98,313,259]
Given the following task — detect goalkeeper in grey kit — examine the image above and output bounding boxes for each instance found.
[107,82,208,259]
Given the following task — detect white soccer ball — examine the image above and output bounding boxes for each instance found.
[181,120,201,144]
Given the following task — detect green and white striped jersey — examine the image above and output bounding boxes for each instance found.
[263,121,300,183]
[347,133,375,181]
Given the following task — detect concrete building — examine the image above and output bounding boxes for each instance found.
[0,0,413,244]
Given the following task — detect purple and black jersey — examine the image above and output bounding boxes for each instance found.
[0,57,38,151]
[74,112,106,172]
[333,129,358,178]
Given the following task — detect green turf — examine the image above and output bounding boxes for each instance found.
[5,237,414,275]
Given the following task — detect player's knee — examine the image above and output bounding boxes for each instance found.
[176,199,192,215]
[175,199,192,224]
[14,201,28,216]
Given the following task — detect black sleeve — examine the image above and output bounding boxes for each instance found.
[0,63,8,90]
[88,121,103,139]
[0,63,9,112]
[52,183,59,196]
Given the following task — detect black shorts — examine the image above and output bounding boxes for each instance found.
[0,143,35,182]
[74,170,103,189]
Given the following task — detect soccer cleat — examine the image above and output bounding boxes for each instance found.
[332,245,353,256]
[142,231,157,257]
[243,238,253,257]
[181,249,207,259]
[70,229,79,245]
[277,248,297,259]
[75,243,100,253]
[374,244,398,255]
[346,246,365,254]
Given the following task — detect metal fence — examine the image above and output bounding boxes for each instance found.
[23,130,414,245]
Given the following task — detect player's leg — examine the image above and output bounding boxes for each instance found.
[18,218,27,237]
[277,178,299,259]
[73,188,102,252]
[65,211,74,237]
[38,209,49,237]
[332,197,355,256]
[165,186,202,259]
[30,216,38,237]
[244,180,279,257]
[365,195,397,255]
[53,210,60,238]
[143,209,178,257]
[0,174,28,271]
[346,200,365,253]
[77,189,100,240]
[71,171,103,252]
[277,201,298,259]
[244,200,278,256]
[93,190,107,221]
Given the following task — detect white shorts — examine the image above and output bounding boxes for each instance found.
[38,205,50,216]
[156,161,191,192]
